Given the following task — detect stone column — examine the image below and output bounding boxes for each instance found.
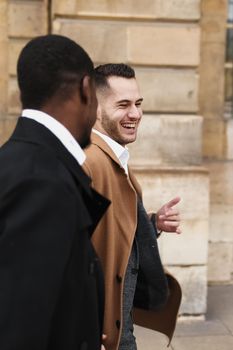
[199,0,233,283]
[199,0,228,158]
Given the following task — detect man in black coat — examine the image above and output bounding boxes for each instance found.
[0,34,110,350]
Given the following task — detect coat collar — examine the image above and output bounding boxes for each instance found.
[90,132,142,197]
[11,117,92,196]
[90,132,123,170]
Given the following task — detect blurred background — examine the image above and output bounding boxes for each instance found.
[0,0,232,324]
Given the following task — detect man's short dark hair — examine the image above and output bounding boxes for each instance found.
[17,34,94,109]
[94,63,135,90]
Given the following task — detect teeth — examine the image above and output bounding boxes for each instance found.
[122,123,136,128]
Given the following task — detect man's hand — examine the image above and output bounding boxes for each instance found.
[156,197,181,234]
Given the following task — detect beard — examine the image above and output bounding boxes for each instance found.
[101,111,125,145]
[101,111,138,146]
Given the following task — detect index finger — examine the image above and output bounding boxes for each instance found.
[166,196,181,209]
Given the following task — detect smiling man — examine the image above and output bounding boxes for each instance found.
[95,72,143,145]
[83,63,182,350]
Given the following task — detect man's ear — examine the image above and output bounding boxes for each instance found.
[80,75,92,104]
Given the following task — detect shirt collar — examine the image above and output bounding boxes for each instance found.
[21,109,86,165]
[92,129,129,174]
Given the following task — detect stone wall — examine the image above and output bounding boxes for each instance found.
[199,0,233,285]
[1,0,231,317]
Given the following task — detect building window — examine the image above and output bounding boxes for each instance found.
[225,0,233,118]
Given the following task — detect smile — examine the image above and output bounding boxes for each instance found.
[121,123,137,129]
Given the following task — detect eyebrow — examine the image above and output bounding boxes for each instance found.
[116,98,143,104]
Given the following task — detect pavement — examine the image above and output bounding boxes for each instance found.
[134,284,233,350]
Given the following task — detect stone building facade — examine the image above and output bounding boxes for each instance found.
[0,0,232,318]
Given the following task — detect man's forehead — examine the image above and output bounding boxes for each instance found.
[107,76,142,99]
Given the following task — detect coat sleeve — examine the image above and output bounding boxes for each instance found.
[0,176,88,350]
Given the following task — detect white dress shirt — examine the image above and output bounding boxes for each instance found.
[21,109,86,165]
[92,129,129,175]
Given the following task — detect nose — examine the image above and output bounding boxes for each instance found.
[128,105,141,119]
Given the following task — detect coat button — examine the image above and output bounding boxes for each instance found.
[116,274,122,283]
[116,320,121,329]
[80,341,88,350]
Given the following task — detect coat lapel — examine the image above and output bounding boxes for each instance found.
[90,132,143,198]
[11,118,110,232]
[11,118,91,194]
[90,132,125,171]
[128,168,142,198]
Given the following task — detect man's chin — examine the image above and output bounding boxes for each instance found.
[123,135,137,145]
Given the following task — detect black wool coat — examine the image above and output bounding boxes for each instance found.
[0,117,110,350]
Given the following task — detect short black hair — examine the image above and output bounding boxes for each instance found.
[17,34,94,109]
[94,63,135,90]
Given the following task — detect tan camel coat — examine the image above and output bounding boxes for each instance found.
[83,133,181,350]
